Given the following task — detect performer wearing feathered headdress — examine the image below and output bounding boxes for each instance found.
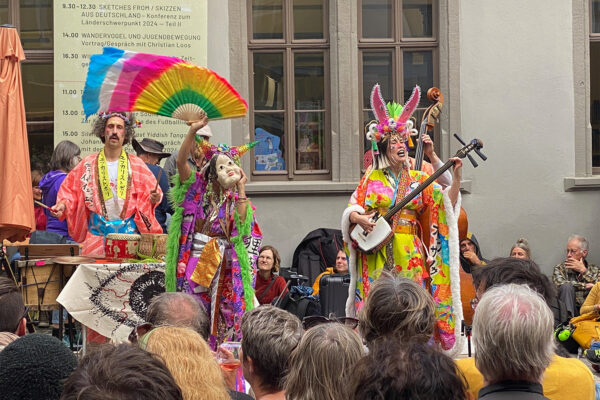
[165,115,261,349]
[341,85,464,354]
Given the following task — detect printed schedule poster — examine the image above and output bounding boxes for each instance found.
[53,0,208,156]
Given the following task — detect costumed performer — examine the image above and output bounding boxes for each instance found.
[341,84,464,353]
[52,112,163,256]
[165,116,262,349]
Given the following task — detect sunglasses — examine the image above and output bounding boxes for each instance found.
[302,315,359,330]
[128,322,154,344]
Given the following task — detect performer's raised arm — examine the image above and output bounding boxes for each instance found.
[178,116,208,183]
[448,157,463,207]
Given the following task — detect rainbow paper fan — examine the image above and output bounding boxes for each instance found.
[82,47,247,121]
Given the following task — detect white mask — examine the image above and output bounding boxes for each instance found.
[215,154,241,189]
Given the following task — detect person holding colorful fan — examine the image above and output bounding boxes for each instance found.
[165,115,262,349]
[51,112,163,256]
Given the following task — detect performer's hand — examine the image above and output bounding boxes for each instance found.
[565,257,586,274]
[586,282,595,290]
[450,157,462,181]
[50,202,66,219]
[186,114,209,135]
[352,212,376,233]
[236,169,248,192]
[462,250,482,265]
[423,134,435,158]
[149,190,161,205]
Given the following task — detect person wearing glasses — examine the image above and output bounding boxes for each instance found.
[552,235,599,317]
[0,277,28,350]
[255,246,288,305]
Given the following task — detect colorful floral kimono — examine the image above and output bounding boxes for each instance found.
[57,152,162,256]
[341,167,462,352]
[166,170,262,349]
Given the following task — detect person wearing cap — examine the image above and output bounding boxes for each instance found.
[133,137,173,233]
[163,124,213,186]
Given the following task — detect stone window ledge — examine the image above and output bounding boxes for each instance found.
[245,179,473,195]
[564,176,600,191]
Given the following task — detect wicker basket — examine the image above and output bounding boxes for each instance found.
[139,233,168,259]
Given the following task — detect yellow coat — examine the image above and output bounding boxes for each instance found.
[455,355,595,400]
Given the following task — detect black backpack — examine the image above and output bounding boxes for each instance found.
[272,287,321,321]
[291,228,343,285]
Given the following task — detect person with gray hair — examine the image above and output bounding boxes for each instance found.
[241,305,302,400]
[143,292,209,340]
[552,234,599,317]
[39,140,81,241]
[358,272,435,348]
[284,323,364,400]
[473,284,554,399]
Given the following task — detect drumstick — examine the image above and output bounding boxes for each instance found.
[154,169,163,191]
[34,200,51,210]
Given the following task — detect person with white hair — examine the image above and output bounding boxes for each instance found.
[552,234,599,317]
[473,284,554,399]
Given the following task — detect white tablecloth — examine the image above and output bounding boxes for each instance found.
[57,262,165,342]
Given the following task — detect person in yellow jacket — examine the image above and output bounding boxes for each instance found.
[312,250,349,296]
[580,281,600,315]
[458,257,595,400]
[456,354,595,400]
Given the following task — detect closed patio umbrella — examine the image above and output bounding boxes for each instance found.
[0,26,34,242]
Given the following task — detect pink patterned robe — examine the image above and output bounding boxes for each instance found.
[57,152,163,256]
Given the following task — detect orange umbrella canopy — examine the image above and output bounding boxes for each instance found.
[0,27,35,242]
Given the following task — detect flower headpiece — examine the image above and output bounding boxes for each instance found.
[98,111,142,128]
[366,84,420,150]
[195,136,258,166]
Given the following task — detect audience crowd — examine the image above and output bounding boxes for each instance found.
[2,235,600,400]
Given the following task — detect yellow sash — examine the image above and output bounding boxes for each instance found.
[98,149,128,201]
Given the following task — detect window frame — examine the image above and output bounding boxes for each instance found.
[247,0,332,181]
[3,0,54,128]
[357,0,440,167]
[589,0,600,175]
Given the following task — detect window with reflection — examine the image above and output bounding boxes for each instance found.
[359,0,438,163]
[249,0,329,180]
[22,62,53,121]
[0,1,9,25]
[20,0,53,49]
[591,1,600,169]
[3,0,55,170]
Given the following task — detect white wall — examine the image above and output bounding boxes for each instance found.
[208,0,600,273]
[459,0,599,272]
[206,0,232,145]
[250,194,350,267]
